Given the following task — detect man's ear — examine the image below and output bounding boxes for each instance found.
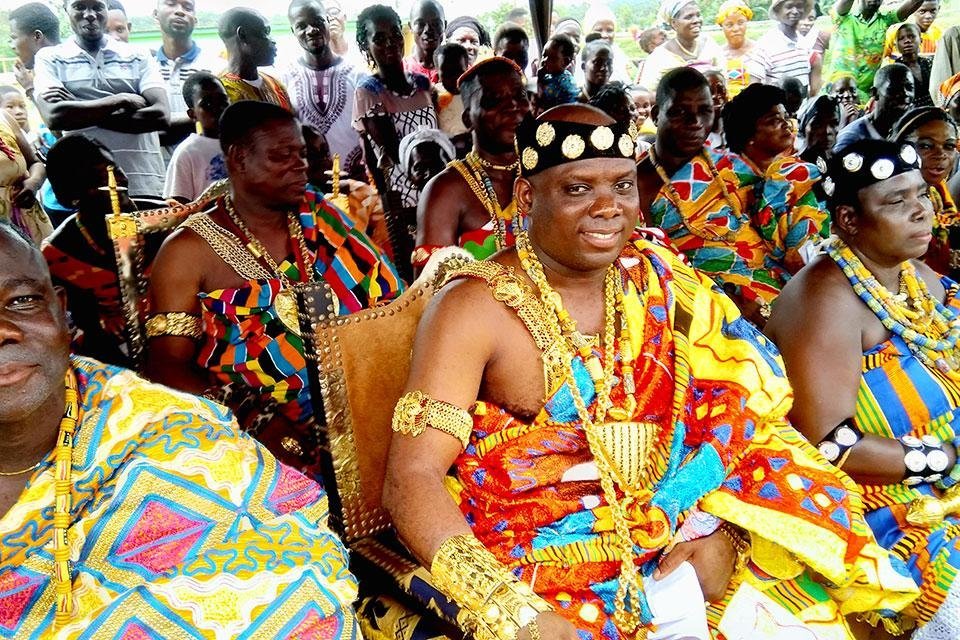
[226,144,247,174]
[461,104,474,131]
[651,104,660,126]
[186,107,197,122]
[833,203,859,237]
[54,285,68,320]
[514,176,533,213]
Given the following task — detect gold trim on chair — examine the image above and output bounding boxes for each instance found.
[296,247,475,542]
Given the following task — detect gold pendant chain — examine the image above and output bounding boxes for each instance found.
[223,196,315,286]
[648,146,746,243]
[514,230,646,635]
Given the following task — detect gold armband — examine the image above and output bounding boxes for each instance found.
[392,390,473,446]
[431,534,552,640]
[145,312,202,339]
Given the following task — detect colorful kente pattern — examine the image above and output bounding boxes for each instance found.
[647,148,829,306]
[457,200,520,261]
[444,238,916,640]
[0,356,360,639]
[197,187,404,426]
[924,181,960,281]
[854,279,960,629]
[42,225,132,367]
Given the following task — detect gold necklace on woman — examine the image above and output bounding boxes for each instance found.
[648,146,746,243]
[223,196,315,336]
[515,231,656,637]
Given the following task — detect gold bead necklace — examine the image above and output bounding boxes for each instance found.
[514,230,650,635]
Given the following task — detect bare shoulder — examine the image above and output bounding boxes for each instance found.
[768,255,863,339]
[421,274,503,333]
[421,167,469,206]
[154,225,212,266]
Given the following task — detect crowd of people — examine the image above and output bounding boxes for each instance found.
[4,0,960,637]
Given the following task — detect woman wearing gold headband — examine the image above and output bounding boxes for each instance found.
[716,0,755,98]
[637,0,725,91]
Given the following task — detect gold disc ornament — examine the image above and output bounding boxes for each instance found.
[273,288,302,336]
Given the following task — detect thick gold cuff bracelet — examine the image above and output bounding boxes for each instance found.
[145,312,202,339]
[717,521,752,574]
[431,534,551,640]
[392,390,473,446]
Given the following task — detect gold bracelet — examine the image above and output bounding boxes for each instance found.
[145,312,202,339]
[392,390,473,446]
[431,534,552,640]
[717,522,752,574]
[523,620,541,640]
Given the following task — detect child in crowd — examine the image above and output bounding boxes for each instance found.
[631,84,655,134]
[163,72,229,203]
[398,128,455,193]
[537,34,578,111]
[0,86,29,135]
[705,69,729,150]
[780,76,808,121]
[434,42,470,154]
[829,74,863,127]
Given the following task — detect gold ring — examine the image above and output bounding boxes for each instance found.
[280,436,304,456]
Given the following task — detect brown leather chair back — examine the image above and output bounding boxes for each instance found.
[297,247,475,543]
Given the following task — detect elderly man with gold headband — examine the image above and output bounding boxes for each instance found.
[383,103,918,640]
[767,138,960,638]
[0,221,360,637]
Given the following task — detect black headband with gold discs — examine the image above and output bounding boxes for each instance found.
[824,139,922,209]
[515,114,636,177]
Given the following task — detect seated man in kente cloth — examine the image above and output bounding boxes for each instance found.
[637,67,827,326]
[0,222,360,637]
[384,104,918,640]
[147,101,402,477]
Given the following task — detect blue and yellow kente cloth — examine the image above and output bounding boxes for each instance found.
[855,278,960,629]
[443,237,916,640]
[0,356,361,638]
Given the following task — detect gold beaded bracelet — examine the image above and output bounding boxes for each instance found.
[392,390,473,447]
[145,312,202,339]
[431,534,552,640]
[717,522,752,575]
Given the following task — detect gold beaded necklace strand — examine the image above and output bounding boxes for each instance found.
[224,196,315,285]
[514,231,647,636]
[54,370,80,628]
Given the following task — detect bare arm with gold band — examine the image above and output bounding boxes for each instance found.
[391,390,473,447]
[145,312,202,339]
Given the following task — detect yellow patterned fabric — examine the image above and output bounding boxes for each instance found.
[0,356,361,639]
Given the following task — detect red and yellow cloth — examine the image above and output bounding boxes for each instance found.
[442,238,916,639]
